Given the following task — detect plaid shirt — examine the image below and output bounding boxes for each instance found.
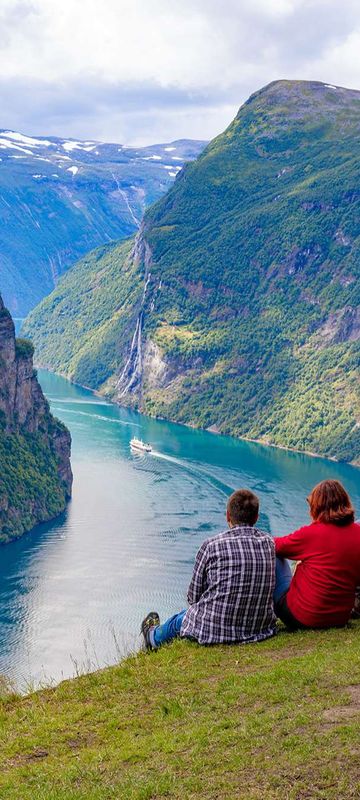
[180,525,276,645]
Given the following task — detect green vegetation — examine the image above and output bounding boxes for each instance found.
[0,135,205,316]
[24,80,360,463]
[23,239,143,389]
[1,623,360,798]
[14,338,34,359]
[0,424,68,544]
[0,295,72,543]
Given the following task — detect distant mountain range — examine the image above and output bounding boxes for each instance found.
[0,130,206,314]
[23,80,360,463]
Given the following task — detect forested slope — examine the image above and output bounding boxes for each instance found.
[0,296,72,543]
[24,80,360,463]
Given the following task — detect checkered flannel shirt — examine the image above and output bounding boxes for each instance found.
[180,525,276,645]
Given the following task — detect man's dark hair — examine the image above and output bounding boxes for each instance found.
[227,489,259,527]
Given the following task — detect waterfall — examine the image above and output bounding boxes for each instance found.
[116,271,152,398]
[111,171,140,228]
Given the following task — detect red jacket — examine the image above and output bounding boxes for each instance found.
[274,521,360,628]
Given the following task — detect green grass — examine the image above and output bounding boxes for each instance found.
[1,623,360,799]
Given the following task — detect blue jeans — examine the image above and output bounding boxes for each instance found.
[274,556,292,604]
[151,610,186,648]
[151,558,292,648]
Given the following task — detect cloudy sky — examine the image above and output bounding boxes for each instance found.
[1,0,360,145]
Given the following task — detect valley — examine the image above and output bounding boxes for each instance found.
[0,130,206,315]
[24,80,360,463]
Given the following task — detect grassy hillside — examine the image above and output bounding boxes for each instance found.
[24,80,360,463]
[1,624,360,799]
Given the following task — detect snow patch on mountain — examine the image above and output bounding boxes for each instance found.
[0,129,207,314]
[4,131,52,147]
[0,138,33,155]
[62,141,84,152]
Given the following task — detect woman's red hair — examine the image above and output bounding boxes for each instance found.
[308,479,355,526]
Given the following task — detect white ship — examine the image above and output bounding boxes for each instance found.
[130,437,152,453]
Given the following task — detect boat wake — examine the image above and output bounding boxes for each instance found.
[51,407,140,428]
[150,450,234,498]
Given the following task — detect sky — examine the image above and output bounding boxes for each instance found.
[1,0,360,145]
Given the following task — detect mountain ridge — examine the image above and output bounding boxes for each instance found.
[24,79,360,463]
[0,130,206,315]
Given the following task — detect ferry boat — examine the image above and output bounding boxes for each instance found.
[130,437,152,453]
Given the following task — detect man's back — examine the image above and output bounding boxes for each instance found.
[180,525,276,645]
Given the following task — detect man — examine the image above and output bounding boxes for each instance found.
[141,488,277,650]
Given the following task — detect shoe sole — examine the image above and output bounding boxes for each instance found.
[140,611,160,636]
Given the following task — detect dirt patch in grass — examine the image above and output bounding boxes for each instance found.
[346,685,360,704]
[7,747,49,768]
[4,730,98,771]
[323,684,360,723]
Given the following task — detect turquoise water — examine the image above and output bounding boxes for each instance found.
[1,370,360,689]
[13,318,24,334]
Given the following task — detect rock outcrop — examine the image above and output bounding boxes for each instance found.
[0,295,72,543]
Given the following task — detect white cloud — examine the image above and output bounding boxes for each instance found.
[0,0,360,142]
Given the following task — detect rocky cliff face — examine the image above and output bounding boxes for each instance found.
[0,295,72,543]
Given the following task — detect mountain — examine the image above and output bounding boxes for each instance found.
[23,80,360,463]
[0,295,72,543]
[0,130,206,315]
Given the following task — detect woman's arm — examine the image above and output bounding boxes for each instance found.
[274,525,312,561]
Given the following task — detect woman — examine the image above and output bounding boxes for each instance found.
[274,479,360,629]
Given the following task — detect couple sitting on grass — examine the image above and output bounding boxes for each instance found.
[141,479,360,650]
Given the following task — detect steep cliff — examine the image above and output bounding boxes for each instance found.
[0,296,72,543]
[24,80,360,463]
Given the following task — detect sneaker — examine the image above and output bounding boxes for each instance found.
[141,611,160,650]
